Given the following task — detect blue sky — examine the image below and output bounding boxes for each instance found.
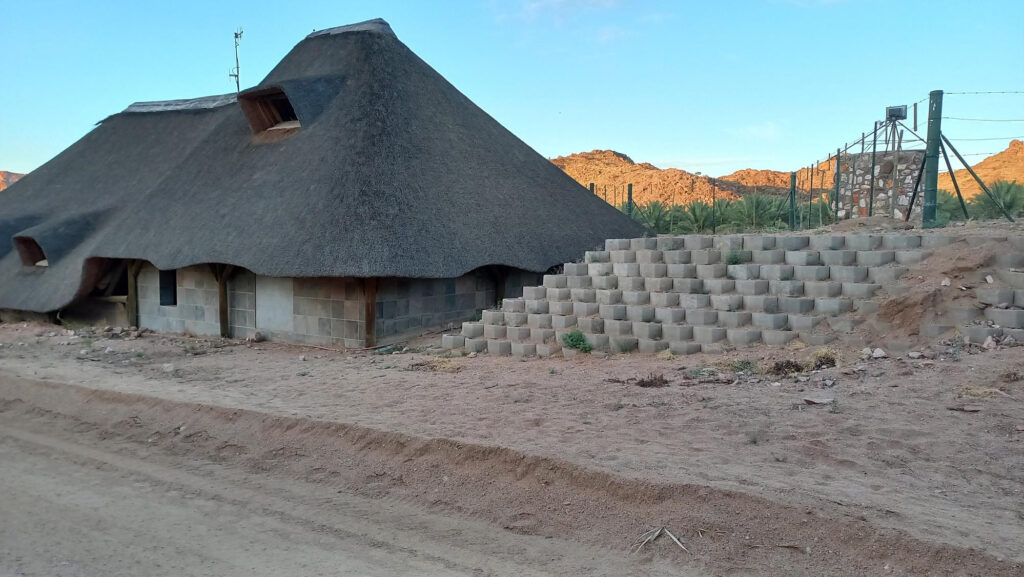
[2,0,1022,176]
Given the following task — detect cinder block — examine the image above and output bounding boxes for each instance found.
[854,299,879,314]
[605,239,631,251]
[785,251,820,266]
[735,280,769,295]
[610,250,637,264]
[744,236,775,250]
[566,275,592,289]
[674,278,704,293]
[714,236,744,250]
[922,235,959,248]
[995,253,1024,268]
[787,314,823,330]
[868,266,908,283]
[752,249,785,264]
[522,286,546,300]
[743,295,779,312]
[692,250,722,265]
[829,266,868,283]
[563,263,589,276]
[711,294,744,311]
[639,263,668,278]
[592,275,617,290]
[669,341,701,355]
[630,238,658,250]
[684,236,714,249]
[636,250,664,264]
[466,337,487,353]
[441,334,465,349]
[752,312,789,329]
[727,264,760,280]
[693,326,727,343]
[551,315,578,329]
[697,264,728,279]
[759,265,795,281]
[663,250,691,264]
[985,308,1024,329]
[622,291,651,305]
[536,342,562,358]
[626,306,655,322]
[610,336,639,353]
[549,301,574,315]
[506,326,532,341]
[718,311,751,327]
[686,309,719,325]
[679,293,712,308]
[482,310,506,325]
[663,324,694,341]
[1016,290,1024,308]
[599,304,627,320]
[543,274,568,288]
[502,298,526,313]
[633,322,662,339]
[667,264,697,278]
[613,262,640,277]
[604,319,633,336]
[462,321,484,338]
[769,280,804,297]
[651,292,680,307]
[794,265,830,281]
[943,306,982,324]
[656,237,686,251]
[530,328,555,344]
[727,329,762,346]
[842,283,880,298]
[882,235,922,249]
[585,250,610,263]
[584,333,610,351]
[645,277,675,292]
[819,250,856,266]
[573,302,600,317]
[815,298,854,316]
[571,288,597,303]
[487,339,511,355]
[964,325,1002,344]
[588,262,613,277]
[804,281,842,297]
[778,297,815,314]
[895,250,933,265]
[511,342,536,357]
[618,277,646,291]
[799,332,836,346]
[527,313,552,329]
[638,339,669,354]
[845,234,882,250]
[809,235,845,250]
[1001,270,1024,289]
[655,307,686,324]
[546,287,570,302]
[778,236,810,250]
[856,251,895,267]
[577,317,604,333]
[525,300,550,316]
[1005,327,1024,342]
[703,279,736,294]
[504,312,528,327]
[763,330,798,346]
[723,249,752,263]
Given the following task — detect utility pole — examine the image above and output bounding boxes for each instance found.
[922,90,943,227]
[229,28,244,93]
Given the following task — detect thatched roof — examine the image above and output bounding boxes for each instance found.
[0,18,641,313]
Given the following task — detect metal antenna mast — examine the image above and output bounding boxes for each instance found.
[229,28,243,93]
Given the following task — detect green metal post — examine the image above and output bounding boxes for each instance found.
[788,172,797,229]
[922,90,943,227]
[627,183,634,216]
[833,149,841,221]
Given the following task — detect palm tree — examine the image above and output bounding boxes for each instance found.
[968,180,1024,220]
[672,201,715,234]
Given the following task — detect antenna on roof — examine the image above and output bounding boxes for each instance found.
[228,27,244,93]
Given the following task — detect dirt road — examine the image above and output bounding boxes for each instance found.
[0,410,683,577]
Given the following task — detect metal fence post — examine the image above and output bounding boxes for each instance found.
[922,90,943,227]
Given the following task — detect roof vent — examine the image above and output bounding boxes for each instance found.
[239,87,301,135]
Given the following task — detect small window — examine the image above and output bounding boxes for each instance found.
[239,87,301,134]
[159,269,177,306]
[13,237,47,267]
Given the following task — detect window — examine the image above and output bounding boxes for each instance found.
[159,269,177,306]
[239,87,301,134]
[13,237,47,267]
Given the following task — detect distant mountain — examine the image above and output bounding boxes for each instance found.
[0,171,24,192]
[938,139,1024,198]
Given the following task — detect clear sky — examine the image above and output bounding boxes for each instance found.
[2,0,1022,176]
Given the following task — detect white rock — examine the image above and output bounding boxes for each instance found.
[79,349,89,355]
[299,354,307,361]
[104,347,113,354]
[861,347,873,359]
[161,363,175,373]
[941,277,951,287]
[908,351,924,359]
[985,275,994,284]
[983,336,997,350]
[872,348,888,359]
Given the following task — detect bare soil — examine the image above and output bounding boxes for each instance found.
[1,320,1022,576]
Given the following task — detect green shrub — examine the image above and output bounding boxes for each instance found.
[562,330,592,353]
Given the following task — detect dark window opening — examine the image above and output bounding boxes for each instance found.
[13,237,47,267]
[239,88,301,134]
[159,269,177,306]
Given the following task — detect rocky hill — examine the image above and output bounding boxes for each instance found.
[938,139,1023,198]
[0,171,24,192]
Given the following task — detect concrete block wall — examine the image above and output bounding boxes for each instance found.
[138,264,220,336]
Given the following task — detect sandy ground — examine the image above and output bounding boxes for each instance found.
[1,320,1022,575]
